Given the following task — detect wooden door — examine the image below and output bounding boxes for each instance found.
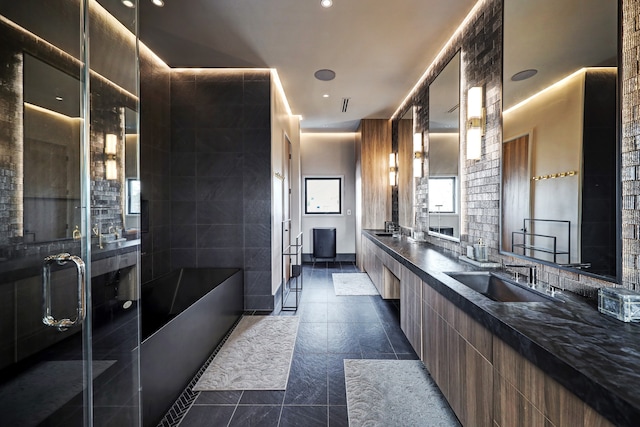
[502,135,530,251]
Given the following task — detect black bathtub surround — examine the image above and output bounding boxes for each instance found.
[363,230,640,427]
[140,268,243,427]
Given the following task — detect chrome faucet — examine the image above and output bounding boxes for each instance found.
[93,223,103,249]
[503,262,538,286]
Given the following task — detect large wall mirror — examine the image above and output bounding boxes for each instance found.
[502,0,619,279]
[398,107,415,229]
[23,54,81,243]
[428,52,461,240]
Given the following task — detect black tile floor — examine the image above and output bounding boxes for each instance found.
[176,261,421,426]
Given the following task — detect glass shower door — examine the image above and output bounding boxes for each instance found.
[0,1,141,425]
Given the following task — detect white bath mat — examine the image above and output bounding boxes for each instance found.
[344,359,460,426]
[193,315,299,391]
[332,273,379,295]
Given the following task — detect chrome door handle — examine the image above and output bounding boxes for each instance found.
[42,253,86,331]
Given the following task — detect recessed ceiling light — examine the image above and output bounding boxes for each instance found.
[151,0,164,7]
[121,0,135,7]
[323,94,330,98]
[320,0,333,8]
[314,69,336,81]
[55,96,63,101]
[511,69,538,81]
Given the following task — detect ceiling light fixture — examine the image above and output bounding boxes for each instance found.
[314,69,336,81]
[122,0,135,7]
[55,96,63,101]
[320,0,333,8]
[323,94,330,98]
[151,0,164,7]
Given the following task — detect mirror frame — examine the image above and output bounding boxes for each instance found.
[499,0,622,283]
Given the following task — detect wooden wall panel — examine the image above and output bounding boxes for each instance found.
[358,119,392,230]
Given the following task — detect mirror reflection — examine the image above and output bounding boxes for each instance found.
[502,0,618,278]
[398,107,415,229]
[12,53,140,249]
[428,52,460,240]
[23,54,81,243]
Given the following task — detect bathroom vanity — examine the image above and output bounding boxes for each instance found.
[0,240,140,371]
[362,230,638,427]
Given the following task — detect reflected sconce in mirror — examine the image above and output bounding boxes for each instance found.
[105,133,118,180]
[413,132,423,178]
[466,86,485,160]
[389,152,398,186]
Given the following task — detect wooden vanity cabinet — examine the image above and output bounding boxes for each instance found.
[361,237,400,299]
[399,264,422,358]
[493,337,615,427]
[422,283,614,427]
[422,283,493,427]
[361,235,615,426]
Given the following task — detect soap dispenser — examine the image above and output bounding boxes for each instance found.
[474,239,488,262]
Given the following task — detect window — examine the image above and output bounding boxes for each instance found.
[428,177,456,213]
[305,177,342,215]
[127,179,141,214]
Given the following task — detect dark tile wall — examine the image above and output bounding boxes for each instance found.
[139,48,171,283]
[581,70,617,277]
[169,69,272,310]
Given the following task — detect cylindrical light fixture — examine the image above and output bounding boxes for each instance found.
[413,132,423,178]
[466,86,485,160]
[105,134,118,180]
[389,153,398,186]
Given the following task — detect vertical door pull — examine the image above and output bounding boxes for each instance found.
[42,253,86,331]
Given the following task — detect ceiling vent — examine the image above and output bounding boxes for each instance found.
[341,98,350,113]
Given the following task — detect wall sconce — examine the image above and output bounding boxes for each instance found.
[389,152,398,186]
[105,133,118,180]
[466,86,485,160]
[413,132,423,178]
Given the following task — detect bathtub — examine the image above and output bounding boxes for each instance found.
[140,268,243,426]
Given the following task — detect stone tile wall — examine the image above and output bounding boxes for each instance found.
[169,69,272,310]
[622,0,640,290]
[139,47,171,283]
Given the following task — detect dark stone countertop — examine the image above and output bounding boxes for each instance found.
[363,230,640,427]
[0,239,140,283]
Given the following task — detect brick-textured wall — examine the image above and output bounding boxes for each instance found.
[0,45,22,246]
[622,0,640,290]
[392,0,631,296]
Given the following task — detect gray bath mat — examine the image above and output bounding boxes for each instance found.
[344,359,461,426]
[332,273,379,295]
[0,360,115,426]
[193,316,299,391]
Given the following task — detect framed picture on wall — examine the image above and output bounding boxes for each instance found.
[304,176,342,215]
